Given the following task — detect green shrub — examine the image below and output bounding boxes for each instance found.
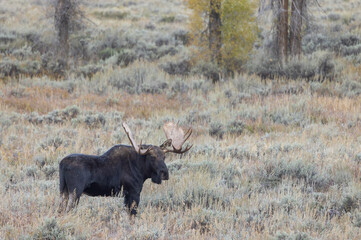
[32,217,66,240]
[247,51,280,80]
[293,232,313,240]
[310,82,333,96]
[333,167,352,186]
[248,51,336,81]
[88,30,124,57]
[44,58,67,78]
[133,230,159,240]
[155,35,171,47]
[77,64,101,78]
[221,162,242,188]
[259,158,331,190]
[352,211,361,227]
[336,34,360,49]
[331,24,342,33]
[0,59,21,78]
[159,15,176,23]
[93,10,128,20]
[40,136,63,150]
[84,113,106,128]
[340,195,358,213]
[27,106,80,125]
[337,79,361,97]
[43,165,57,179]
[172,29,189,45]
[303,33,330,54]
[69,33,91,60]
[209,121,225,139]
[159,51,191,75]
[272,232,313,240]
[181,161,218,177]
[314,51,336,80]
[63,105,81,119]
[268,109,307,126]
[280,196,298,214]
[355,153,361,163]
[145,186,228,210]
[328,13,341,21]
[33,155,46,169]
[218,145,253,160]
[340,44,361,56]
[283,59,315,80]
[272,82,304,95]
[171,78,189,94]
[191,61,221,82]
[21,78,76,94]
[226,119,244,135]
[25,165,38,178]
[98,47,117,60]
[104,63,169,94]
[87,27,178,63]
[116,49,137,67]
[134,39,158,60]
[191,78,212,94]
[186,110,211,124]
[303,32,360,55]
[0,112,21,127]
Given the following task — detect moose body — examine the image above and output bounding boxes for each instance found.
[59,145,169,215]
[58,122,192,215]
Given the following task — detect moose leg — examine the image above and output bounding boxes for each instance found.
[66,192,75,212]
[66,190,81,212]
[124,190,140,216]
[64,173,86,212]
[58,192,69,213]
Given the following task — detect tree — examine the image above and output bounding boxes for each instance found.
[209,0,222,65]
[188,0,258,77]
[55,0,71,63]
[53,0,83,73]
[222,0,258,71]
[289,0,305,57]
[271,0,307,63]
[273,0,288,62]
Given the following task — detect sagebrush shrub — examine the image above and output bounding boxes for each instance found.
[32,218,66,240]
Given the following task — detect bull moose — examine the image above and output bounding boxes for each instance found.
[58,122,192,215]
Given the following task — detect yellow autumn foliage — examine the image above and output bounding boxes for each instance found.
[187,0,258,72]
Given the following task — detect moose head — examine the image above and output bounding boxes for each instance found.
[122,122,193,184]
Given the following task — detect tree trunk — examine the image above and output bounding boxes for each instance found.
[274,0,289,64]
[55,0,71,66]
[209,0,222,66]
[279,0,288,63]
[273,0,280,58]
[289,0,304,57]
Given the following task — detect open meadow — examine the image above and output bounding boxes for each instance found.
[1,0,361,239]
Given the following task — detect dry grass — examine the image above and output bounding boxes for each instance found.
[0,84,187,118]
[1,71,361,239]
[1,0,361,239]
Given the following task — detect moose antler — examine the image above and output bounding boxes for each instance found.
[162,122,192,154]
[122,123,152,155]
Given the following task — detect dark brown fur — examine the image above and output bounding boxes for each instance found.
[58,144,168,215]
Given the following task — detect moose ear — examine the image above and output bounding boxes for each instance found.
[160,139,172,149]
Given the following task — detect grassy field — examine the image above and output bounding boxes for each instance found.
[1,0,361,239]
